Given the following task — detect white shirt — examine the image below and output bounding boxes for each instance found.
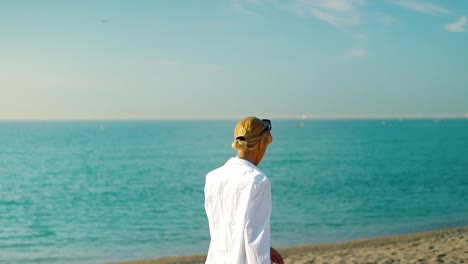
[204,157,271,264]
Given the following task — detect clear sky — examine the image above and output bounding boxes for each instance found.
[1,0,467,120]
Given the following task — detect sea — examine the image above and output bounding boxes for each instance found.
[0,119,467,264]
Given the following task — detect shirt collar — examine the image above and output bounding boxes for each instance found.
[226,156,258,169]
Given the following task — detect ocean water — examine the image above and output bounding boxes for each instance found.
[0,119,467,264]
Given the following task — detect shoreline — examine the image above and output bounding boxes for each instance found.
[109,226,468,264]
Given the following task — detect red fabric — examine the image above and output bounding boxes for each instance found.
[270,247,284,264]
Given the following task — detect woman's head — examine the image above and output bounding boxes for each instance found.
[232,116,273,151]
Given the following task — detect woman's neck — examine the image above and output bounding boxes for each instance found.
[237,150,259,166]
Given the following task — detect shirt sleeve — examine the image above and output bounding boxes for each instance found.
[244,178,271,264]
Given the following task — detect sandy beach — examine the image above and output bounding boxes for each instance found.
[111,226,467,264]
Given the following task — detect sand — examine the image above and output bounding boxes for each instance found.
[111,226,468,264]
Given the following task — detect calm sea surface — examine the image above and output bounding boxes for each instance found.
[1,120,467,264]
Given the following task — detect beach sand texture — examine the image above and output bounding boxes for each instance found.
[112,227,467,264]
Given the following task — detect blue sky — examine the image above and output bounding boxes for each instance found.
[1,0,467,119]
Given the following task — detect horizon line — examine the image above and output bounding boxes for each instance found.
[1,114,468,121]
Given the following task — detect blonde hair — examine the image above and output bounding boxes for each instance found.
[231,116,273,151]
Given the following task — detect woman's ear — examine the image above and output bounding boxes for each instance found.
[258,137,268,149]
[257,138,265,149]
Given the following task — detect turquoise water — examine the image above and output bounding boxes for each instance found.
[0,119,467,264]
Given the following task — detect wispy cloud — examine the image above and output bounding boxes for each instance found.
[444,16,467,32]
[346,33,368,59]
[233,0,366,26]
[247,0,365,26]
[378,15,398,25]
[230,0,262,16]
[293,0,366,27]
[394,0,449,15]
[393,1,467,33]
[266,0,369,57]
[347,47,367,58]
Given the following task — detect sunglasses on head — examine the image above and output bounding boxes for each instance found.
[259,119,272,136]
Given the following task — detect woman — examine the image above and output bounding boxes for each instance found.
[204,117,283,264]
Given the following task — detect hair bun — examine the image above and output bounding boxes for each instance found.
[236,136,246,141]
